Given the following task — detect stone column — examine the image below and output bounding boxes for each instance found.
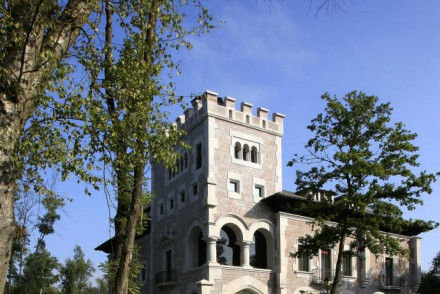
[205,236,218,265]
[239,241,252,268]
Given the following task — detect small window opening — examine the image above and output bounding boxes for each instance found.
[262,120,266,129]
[193,183,198,196]
[229,180,239,193]
[246,115,250,124]
[169,198,174,210]
[243,144,249,161]
[229,109,233,119]
[160,204,164,215]
[342,254,352,276]
[180,157,184,171]
[166,250,173,280]
[234,142,242,159]
[196,143,202,169]
[297,245,310,272]
[251,146,258,163]
[175,159,179,175]
[184,153,188,169]
[253,185,263,198]
[168,169,172,180]
[180,191,185,203]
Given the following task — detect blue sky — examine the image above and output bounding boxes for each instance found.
[43,0,440,279]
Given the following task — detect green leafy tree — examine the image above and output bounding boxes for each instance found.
[419,251,440,294]
[6,175,64,294]
[81,277,108,294]
[60,245,95,294]
[20,247,60,294]
[0,1,96,291]
[0,0,213,291]
[288,91,438,294]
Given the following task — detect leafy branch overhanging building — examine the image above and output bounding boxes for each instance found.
[97,91,423,294]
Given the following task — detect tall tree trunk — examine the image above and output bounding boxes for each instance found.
[331,229,347,294]
[114,163,145,294]
[103,0,131,273]
[111,1,159,292]
[0,1,94,291]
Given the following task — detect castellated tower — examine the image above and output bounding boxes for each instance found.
[143,91,285,294]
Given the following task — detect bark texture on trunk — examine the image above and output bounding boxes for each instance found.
[111,0,159,292]
[0,1,94,291]
[331,230,346,294]
[114,164,145,294]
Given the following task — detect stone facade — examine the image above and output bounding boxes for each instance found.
[136,91,421,294]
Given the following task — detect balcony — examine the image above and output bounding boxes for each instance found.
[378,275,405,290]
[155,270,177,287]
[312,268,335,284]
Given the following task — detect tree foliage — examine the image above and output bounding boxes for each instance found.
[288,91,438,294]
[6,178,65,294]
[1,0,215,292]
[60,245,95,294]
[20,247,60,294]
[419,251,440,294]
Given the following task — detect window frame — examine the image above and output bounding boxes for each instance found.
[229,180,240,193]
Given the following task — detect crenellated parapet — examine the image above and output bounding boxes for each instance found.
[174,90,285,135]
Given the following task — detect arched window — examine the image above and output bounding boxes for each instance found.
[250,230,267,269]
[168,169,172,180]
[184,153,188,169]
[234,142,242,159]
[217,226,240,266]
[188,227,206,268]
[251,146,258,163]
[229,109,233,119]
[243,144,250,161]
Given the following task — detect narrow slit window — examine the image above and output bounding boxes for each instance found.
[193,184,198,196]
[243,144,249,161]
[169,198,174,210]
[184,153,188,169]
[234,142,242,159]
[251,146,258,163]
[196,143,202,169]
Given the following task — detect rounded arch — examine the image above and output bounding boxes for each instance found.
[248,219,275,237]
[213,214,248,240]
[249,220,276,270]
[243,144,250,161]
[234,142,242,159]
[218,225,240,266]
[251,146,258,163]
[222,276,268,294]
[184,218,207,270]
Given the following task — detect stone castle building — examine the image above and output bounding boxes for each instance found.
[98,91,422,294]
